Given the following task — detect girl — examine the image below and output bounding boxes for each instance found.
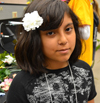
[7,0,97,103]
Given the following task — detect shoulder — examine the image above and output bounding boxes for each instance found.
[72,60,93,75]
[7,70,33,103]
[14,70,33,81]
[73,59,91,69]
[9,70,35,91]
[72,60,95,80]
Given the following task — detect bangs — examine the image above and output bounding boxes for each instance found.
[39,0,69,31]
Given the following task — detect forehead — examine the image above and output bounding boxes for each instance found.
[59,12,73,27]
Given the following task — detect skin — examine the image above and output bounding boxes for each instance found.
[40,12,76,70]
[88,99,95,103]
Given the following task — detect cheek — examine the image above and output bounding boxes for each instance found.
[41,38,54,55]
[70,33,76,49]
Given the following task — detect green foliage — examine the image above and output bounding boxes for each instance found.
[0,68,11,82]
[0,51,20,92]
[96,39,100,51]
[0,51,16,68]
[0,87,4,92]
[0,51,15,60]
[0,61,3,66]
[0,51,16,82]
[0,51,9,60]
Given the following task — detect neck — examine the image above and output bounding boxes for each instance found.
[44,60,69,70]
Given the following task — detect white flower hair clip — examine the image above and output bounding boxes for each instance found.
[22,11,43,31]
[8,11,43,32]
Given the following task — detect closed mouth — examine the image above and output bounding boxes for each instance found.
[56,48,70,54]
[57,48,70,51]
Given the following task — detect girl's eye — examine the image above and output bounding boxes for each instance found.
[66,27,72,32]
[47,32,54,35]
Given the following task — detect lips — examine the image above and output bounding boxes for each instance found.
[57,48,70,54]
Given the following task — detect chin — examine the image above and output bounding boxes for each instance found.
[59,58,69,62]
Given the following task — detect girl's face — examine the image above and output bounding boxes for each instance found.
[40,13,76,69]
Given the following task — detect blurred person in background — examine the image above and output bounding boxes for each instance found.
[92,0,100,61]
[66,0,94,67]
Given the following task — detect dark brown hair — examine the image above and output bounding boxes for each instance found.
[15,0,82,76]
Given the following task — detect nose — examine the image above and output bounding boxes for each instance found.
[58,32,67,45]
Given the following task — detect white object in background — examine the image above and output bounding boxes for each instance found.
[79,25,90,40]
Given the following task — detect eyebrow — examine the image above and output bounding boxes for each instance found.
[41,23,74,32]
[66,23,73,27]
